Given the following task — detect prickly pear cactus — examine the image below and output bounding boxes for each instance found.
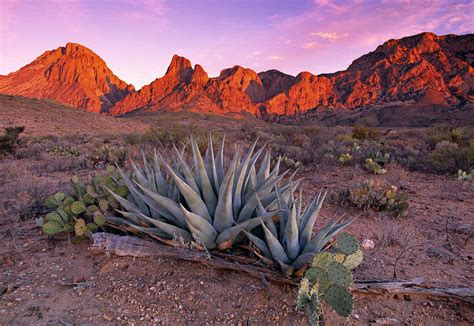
[297,233,363,325]
[39,165,129,242]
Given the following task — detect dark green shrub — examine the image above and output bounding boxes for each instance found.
[352,125,379,140]
[0,126,25,155]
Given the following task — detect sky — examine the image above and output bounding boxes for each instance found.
[0,0,473,89]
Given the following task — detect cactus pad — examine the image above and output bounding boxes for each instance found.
[312,252,334,269]
[54,192,65,202]
[86,205,99,216]
[83,194,95,205]
[343,250,364,270]
[86,223,98,233]
[71,176,79,184]
[327,261,353,287]
[323,284,353,317]
[71,201,86,215]
[45,212,63,225]
[336,233,358,255]
[56,209,69,223]
[86,185,98,198]
[43,220,63,235]
[334,253,346,263]
[93,212,106,226]
[115,185,129,197]
[297,278,311,309]
[98,199,109,212]
[63,196,75,206]
[74,218,87,236]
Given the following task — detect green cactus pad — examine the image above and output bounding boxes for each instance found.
[45,212,63,225]
[312,252,334,269]
[54,192,65,202]
[44,196,57,209]
[323,284,352,317]
[56,209,69,223]
[98,199,109,212]
[86,223,98,233]
[327,261,353,287]
[115,185,129,197]
[70,201,86,215]
[305,267,331,294]
[343,250,364,270]
[62,223,74,233]
[83,194,95,205]
[42,220,63,236]
[86,185,98,198]
[93,212,106,226]
[336,233,359,255]
[63,196,75,206]
[86,205,99,216]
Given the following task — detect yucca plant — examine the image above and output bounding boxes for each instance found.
[245,188,355,276]
[106,135,297,250]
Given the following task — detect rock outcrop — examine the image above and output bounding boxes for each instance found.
[0,43,134,113]
[1,32,472,117]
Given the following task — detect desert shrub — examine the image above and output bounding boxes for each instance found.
[86,144,126,168]
[426,140,474,174]
[333,180,409,217]
[364,152,390,175]
[37,165,128,241]
[338,153,352,164]
[450,127,468,146]
[297,233,363,324]
[48,145,81,156]
[352,125,379,140]
[0,126,25,155]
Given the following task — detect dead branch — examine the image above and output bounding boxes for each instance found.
[90,233,474,305]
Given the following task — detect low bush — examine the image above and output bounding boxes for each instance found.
[333,180,409,217]
[352,125,379,140]
[0,126,25,155]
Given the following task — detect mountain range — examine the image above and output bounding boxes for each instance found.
[0,32,473,118]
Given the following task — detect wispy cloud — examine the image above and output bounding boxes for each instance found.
[268,55,284,61]
[310,31,349,41]
[301,42,320,49]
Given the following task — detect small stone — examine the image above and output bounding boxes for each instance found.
[361,239,375,250]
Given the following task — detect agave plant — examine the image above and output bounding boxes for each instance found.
[106,135,298,250]
[245,188,355,275]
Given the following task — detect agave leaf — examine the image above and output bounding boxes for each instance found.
[256,149,271,186]
[303,215,357,254]
[191,136,218,216]
[162,159,212,223]
[134,211,192,241]
[233,140,258,216]
[216,211,279,246]
[276,186,289,243]
[237,170,288,223]
[244,166,257,197]
[215,134,226,187]
[115,210,147,226]
[180,204,218,249]
[289,252,315,270]
[285,200,300,261]
[141,150,153,182]
[213,150,240,232]
[116,165,150,215]
[243,230,271,258]
[131,161,149,189]
[106,187,142,215]
[204,133,219,193]
[128,224,173,240]
[134,181,187,228]
[260,219,290,264]
[153,149,168,195]
[242,144,265,197]
[173,144,200,194]
[299,191,327,249]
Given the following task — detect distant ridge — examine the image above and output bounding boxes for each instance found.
[1,32,473,117]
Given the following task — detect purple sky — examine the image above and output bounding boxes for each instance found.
[1,0,472,89]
